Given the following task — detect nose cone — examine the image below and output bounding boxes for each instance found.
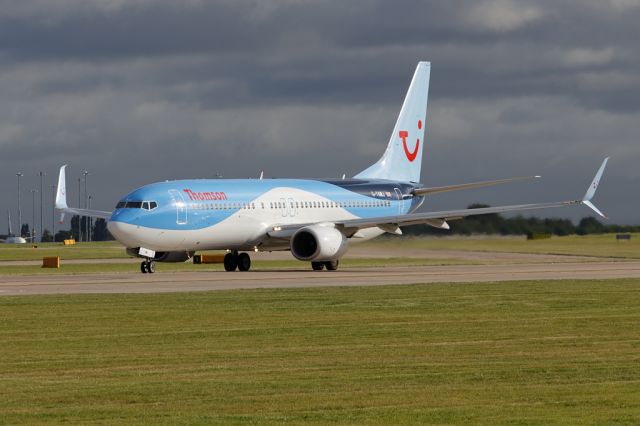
[107,220,140,248]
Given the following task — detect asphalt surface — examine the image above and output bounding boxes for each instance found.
[1,260,639,296]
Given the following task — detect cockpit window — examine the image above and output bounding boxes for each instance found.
[142,201,158,210]
[115,200,157,210]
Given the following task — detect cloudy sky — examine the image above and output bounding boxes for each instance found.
[1,0,638,234]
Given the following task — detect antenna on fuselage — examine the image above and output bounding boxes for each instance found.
[341,173,346,180]
[259,171,264,180]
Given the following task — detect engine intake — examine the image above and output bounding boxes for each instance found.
[291,225,348,261]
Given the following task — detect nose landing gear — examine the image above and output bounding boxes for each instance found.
[140,259,156,274]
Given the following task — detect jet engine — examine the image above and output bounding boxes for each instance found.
[290,225,348,261]
[126,248,195,263]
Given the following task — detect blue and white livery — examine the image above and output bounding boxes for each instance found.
[55,62,609,273]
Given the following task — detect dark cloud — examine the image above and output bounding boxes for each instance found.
[1,0,638,235]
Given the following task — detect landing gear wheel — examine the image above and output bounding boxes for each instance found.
[238,253,251,272]
[325,260,339,271]
[311,261,325,271]
[140,260,156,274]
[224,252,238,271]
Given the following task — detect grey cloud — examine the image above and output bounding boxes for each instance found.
[0,0,638,233]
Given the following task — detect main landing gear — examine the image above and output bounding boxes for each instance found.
[224,251,251,272]
[311,260,339,271]
[140,259,156,274]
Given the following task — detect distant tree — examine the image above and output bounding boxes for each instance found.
[55,229,74,242]
[81,217,88,241]
[70,216,80,241]
[448,204,502,235]
[576,217,606,235]
[91,219,113,241]
[546,218,575,236]
[41,229,53,242]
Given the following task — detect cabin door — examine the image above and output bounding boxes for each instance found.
[168,189,188,225]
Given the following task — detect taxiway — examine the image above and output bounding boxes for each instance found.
[1,260,639,296]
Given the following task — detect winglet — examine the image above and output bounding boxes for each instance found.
[581,157,609,218]
[55,165,68,222]
[583,200,607,219]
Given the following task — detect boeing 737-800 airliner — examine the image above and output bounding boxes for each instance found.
[55,62,609,273]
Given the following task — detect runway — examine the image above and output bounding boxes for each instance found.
[1,260,639,296]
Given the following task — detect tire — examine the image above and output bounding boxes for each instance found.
[224,253,238,272]
[147,261,156,274]
[141,261,148,274]
[325,260,339,271]
[311,261,324,271]
[238,253,251,272]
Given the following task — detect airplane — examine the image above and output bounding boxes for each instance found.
[2,210,27,244]
[54,61,609,274]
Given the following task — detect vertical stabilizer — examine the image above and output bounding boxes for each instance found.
[55,165,68,223]
[355,61,430,183]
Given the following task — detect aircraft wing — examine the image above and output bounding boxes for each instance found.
[56,206,112,220]
[268,158,609,239]
[55,165,112,222]
[334,200,582,237]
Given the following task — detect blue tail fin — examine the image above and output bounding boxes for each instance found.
[355,61,430,183]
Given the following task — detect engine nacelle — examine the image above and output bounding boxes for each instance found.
[290,225,348,261]
[126,248,195,263]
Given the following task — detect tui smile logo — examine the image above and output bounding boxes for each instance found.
[399,119,422,162]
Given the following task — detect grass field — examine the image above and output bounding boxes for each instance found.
[1,279,639,424]
[369,233,640,259]
[0,241,127,261]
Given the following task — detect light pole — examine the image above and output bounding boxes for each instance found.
[77,177,82,242]
[16,172,23,237]
[50,184,56,242]
[39,171,45,242]
[88,195,93,242]
[30,189,38,242]
[83,170,89,243]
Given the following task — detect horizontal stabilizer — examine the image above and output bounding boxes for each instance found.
[413,175,540,196]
